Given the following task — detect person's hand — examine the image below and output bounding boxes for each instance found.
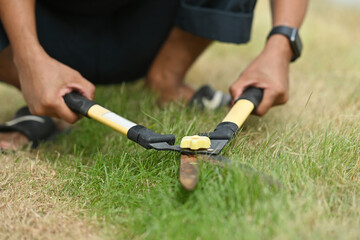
[230,35,292,116]
[14,49,95,123]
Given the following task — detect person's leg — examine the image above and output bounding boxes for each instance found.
[0,46,30,149]
[146,27,212,105]
[0,46,20,88]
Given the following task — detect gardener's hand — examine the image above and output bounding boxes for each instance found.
[230,35,292,116]
[15,49,95,123]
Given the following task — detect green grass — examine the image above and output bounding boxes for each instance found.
[40,82,359,239]
[45,84,285,240]
[1,0,360,239]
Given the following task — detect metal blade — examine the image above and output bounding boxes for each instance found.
[179,154,199,191]
[196,154,231,164]
[149,139,228,155]
[179,154,231,191]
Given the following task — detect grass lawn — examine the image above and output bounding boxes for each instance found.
[1,1,360,239]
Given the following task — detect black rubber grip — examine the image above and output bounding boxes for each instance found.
[63,92,97,117]
[127,125,176,149]
[200,122,239,140]
[234,87,264,110]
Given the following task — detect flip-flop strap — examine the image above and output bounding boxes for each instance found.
[189,85,231,110]
[0,107,56,148]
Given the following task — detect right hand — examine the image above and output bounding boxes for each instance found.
[14,49,95,123]
[229,35,291,116]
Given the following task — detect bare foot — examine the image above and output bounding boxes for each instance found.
[0,132,29,150]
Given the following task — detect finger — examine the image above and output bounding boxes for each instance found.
[28,98,79,124]
[50,96,81,124]
[55,102,81,124]
[71,74,96,100]
[254,89,276,116]
[229,81,254,105]
[80,81,95,100]
[229,82,244,99]
[59,79,94,123]
[59,70,95,100]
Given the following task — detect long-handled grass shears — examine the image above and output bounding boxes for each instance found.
[64,87,263,190]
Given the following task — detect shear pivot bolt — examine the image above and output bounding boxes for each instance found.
[180,135,211,150]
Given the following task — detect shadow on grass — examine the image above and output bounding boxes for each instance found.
[175,186,193,204]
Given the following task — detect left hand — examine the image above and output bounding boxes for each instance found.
[229,35,292,116]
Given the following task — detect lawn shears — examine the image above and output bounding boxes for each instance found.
[64,87,263,190]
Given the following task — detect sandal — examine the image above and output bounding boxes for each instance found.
[189,85,231,110]
[0,107,57,149]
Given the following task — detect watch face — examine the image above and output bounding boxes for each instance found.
[290,29,302,59]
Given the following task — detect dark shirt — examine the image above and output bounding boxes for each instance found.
[184,0,256,13]
[38,0,258,43]
[39,0,133,15]
[177,0,257,43]
[39,0,256,15]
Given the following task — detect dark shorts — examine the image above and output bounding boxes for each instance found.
[0,0,257,84]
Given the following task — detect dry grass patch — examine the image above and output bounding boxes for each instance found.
[0,152,101,240]
[0,83,24,122]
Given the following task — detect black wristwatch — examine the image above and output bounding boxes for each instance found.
[267,25,303,62]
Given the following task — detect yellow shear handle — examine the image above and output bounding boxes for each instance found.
[221,87,263,128]
[87,105,136,135]
[63,92,137,136]
[222,99,254,128]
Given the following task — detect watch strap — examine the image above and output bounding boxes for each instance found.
[267,25,302,62]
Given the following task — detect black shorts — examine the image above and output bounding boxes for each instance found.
[0,0,257,84]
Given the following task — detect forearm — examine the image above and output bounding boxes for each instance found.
[271,0,309,28]
[265,0,309,62]
[0,0,43,63]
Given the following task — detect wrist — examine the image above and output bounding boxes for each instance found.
[264,35,293,63]
[13,43,47,68]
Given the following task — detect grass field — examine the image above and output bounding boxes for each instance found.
[1,1,360,239]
